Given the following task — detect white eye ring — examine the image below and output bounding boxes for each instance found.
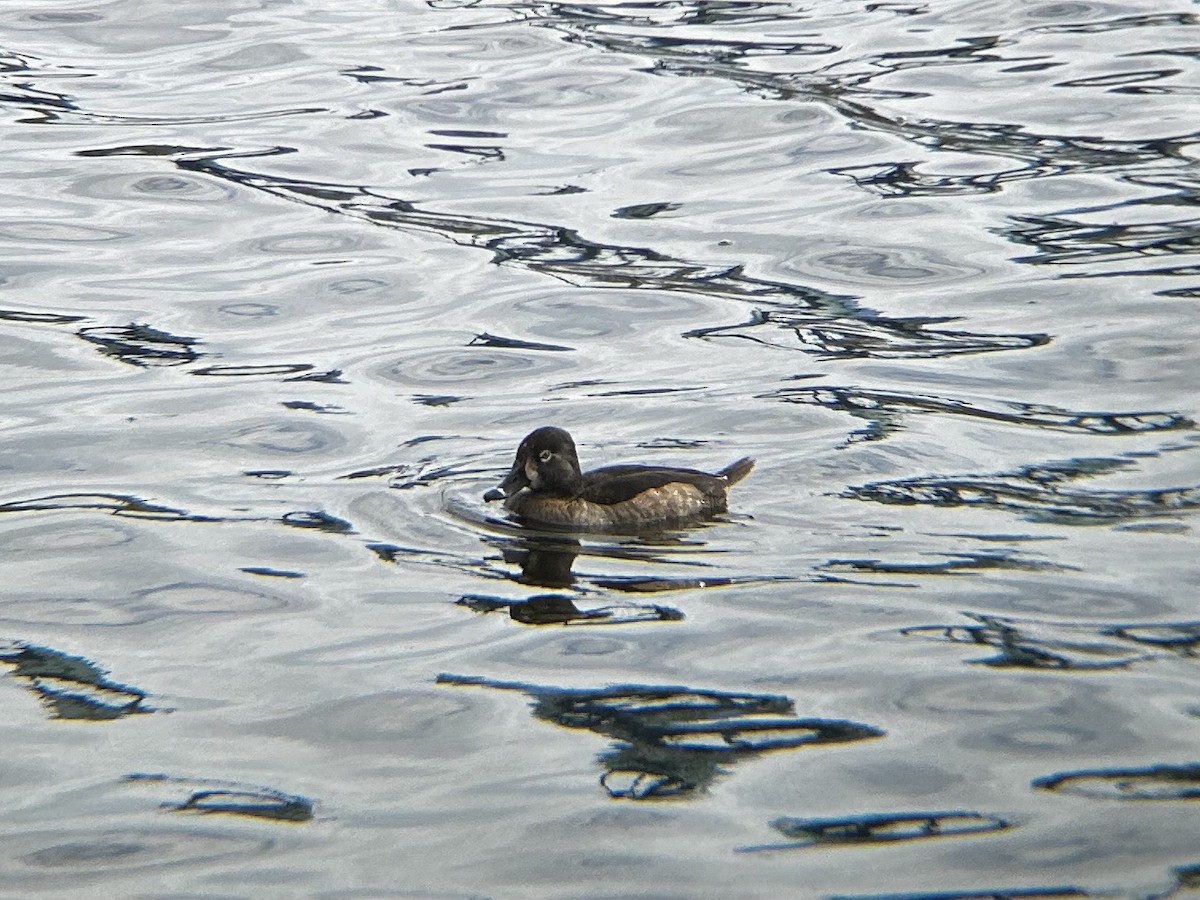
[538,449,553,463]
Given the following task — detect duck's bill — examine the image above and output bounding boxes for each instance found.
[484,464,529,502]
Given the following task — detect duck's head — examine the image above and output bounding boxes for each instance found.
[484,426,583,501]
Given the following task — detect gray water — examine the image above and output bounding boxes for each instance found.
[2,1,1199,897]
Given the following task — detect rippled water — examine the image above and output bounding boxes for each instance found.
[2,1,1199,896]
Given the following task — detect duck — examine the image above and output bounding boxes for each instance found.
[484,426,754,532]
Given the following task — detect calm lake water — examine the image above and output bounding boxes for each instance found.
[2,1,1199,897]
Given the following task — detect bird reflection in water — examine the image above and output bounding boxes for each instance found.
[462,535,685,626]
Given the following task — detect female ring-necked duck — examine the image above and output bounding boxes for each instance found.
[484,426,754,531]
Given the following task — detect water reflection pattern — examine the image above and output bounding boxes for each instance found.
[124,773,314,822]
[903,613,1200,670]
[0,640,153,720]
[765,385,1193,445]
[77,324,202,368]
[828,887,1096,900]
[438,673,883,799]
[740,810,1011,852]
[74,143,1048,362]
[521,3,1199,211]
[1,0,1198,895]
[1034,765,1200,802]
[848,457,1200,524]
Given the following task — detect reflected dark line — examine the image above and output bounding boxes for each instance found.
[77,323,202,368]
[613,202,679,219]
[339,65,473,95]
[125,773,314,822]
[498,1,1198,296]
[684,309,1046,360]
[468,332,575,352]
[902,612,1200,670]
[828,888,1095,900]
[1155,864,1200,900]
[280,400,349,415]
[1007,213,1200,268]
[590,573,789,592]
[439,673,884,799]
[1057,262,1200,280]
[0,308,87,325]
[0,51,320,125]
[425,141,506,162]
[737,810,1011,852]
[72,143,1047,360]
[192,363,324,378]
[285,368,347,383]
[848,456,1200,524]
[164,147,845,307]
[411,394,465,407]
[0,49,82,120]
[76,324,336,376]
[0,491,363,544]
[240,566,305,579]
[1055,68,1182,90]
[0,639,156,720]
[0,492,218,522]
[820,551,1072,578]
[1034,763,1200,801]
[498,3,1199,199]
[762,384,1192,443]
[5,309,336,380]
[1030,12,1198,34]
[281,511,354,534]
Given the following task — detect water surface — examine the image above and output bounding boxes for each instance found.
[1,1,1199,897]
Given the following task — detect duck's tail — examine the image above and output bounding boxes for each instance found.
[719,456,755,486]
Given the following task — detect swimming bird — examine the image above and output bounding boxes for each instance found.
[484,426,753,531]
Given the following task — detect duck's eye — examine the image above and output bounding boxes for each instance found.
[538,449,553,463]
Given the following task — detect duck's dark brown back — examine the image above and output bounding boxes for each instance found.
[579,465,729,505]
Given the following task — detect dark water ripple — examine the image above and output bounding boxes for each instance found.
[77,324,202,368]
[124,774,314,823]
[0,492,215,522]
[72,144,1048,361]
[828,888,1095,900]
[0,46,319,126]
[0,308,86,325]
[0,640,153,720]
[1007,213,1200,272]
[766,384,1193,445]
[848,456,1200,524]
[505,2,1200,201]
[1034,764,1200,801]
[2,311,338,381]
[820,550,1071,582]
[902,613,1200,670]
[740,810,1012,852]
[686,308,1047,359]
[438,674,884,800]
